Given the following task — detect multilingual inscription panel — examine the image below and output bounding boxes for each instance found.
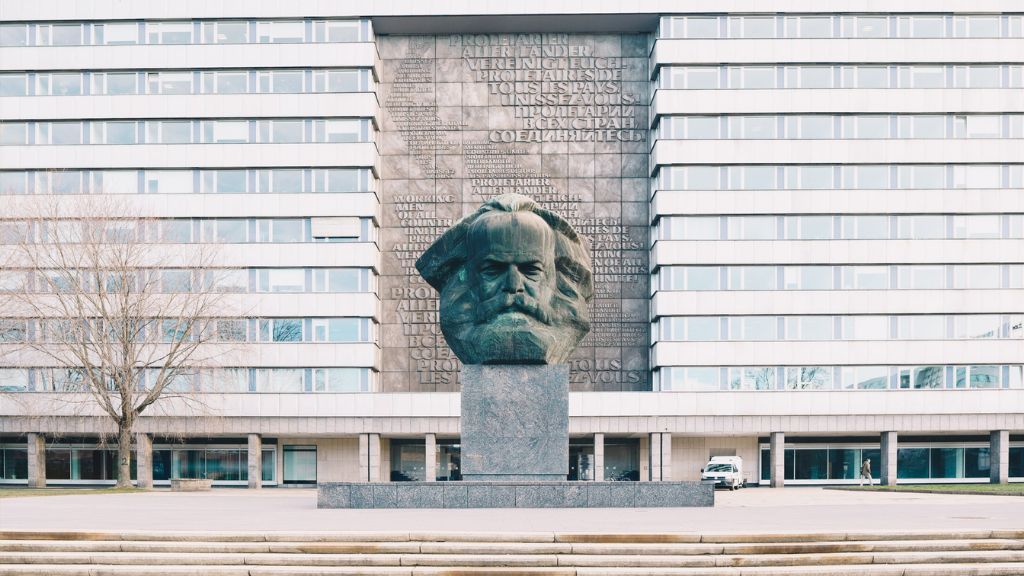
[378,33,650,392]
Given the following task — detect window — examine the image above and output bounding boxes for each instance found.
[147,22,192,44]
[312,318,364,342]
[204,121,248,143]
[0,122,27,145]
[730,16,774,39]
[785,316,833,340]
[662,367,719,391]
[318,20,361,43]
[783,266,832,290]
[103,72,139,95]
[841,366,889,389]
[952,315,1001,340]
[258,21,305,43]
[202,169,247,194]
[320,70,361,92]
[956,115,1002,138]
[844,115,889,139]
[958,16,1001,38]
[0,369,29,391]
[843,165,889,189]
[50,23,84,46]
[846,16,888,38]
[259,70,303,93]
[786,165,834,188]
[49,73,83,96]
[255,369,304,392]
[145,170,192,194]
[161,270,192,292]
[205,269,248,293]
[97,22,138,45]
[664,266,718,291]
[260,269,305,293]
[0,24,28,46]
[842,215,889,239]
[842,316,888,340]
[785,216,832,240]
[729,266,776,290]
[203,71,248,94]
[684,17,718,38]
[202,219,247,243]
[901,16,943,38]
[214,319,247,342]
[953,215,1001,239]
[898,316,946,339]
[953,165,1001,189]
[956,365,1000,389]
[897,215,945,239]
[899,366,943,389]
[0,319,27,343]
[729,116,775,139]
[952,265,1001,289]
[0,74,28,96]
[901,66,945,88]
[686,317,719,341]
[728,216,776,239]
[730,67,775,89]
[314,368,368,392]
[258,219,304,242]
[260,120,303,143]
[851,66,888,88]
[787,117,833,140]
[321,119,361,142]
[785,16,831,39]
[148,120,192,144]
[785,367,832,390]
[729,317,776,341]
[729,367,775,390]
[206,21,248,44]
[96,121,138,145]
[898,266,945,289]
[262,318,303,342]
[787,66,832,89]
[955,66,1000,89]
[149,72,192,95]
[314,268,368,292]
[661,216,719,240]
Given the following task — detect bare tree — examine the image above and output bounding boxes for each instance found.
[2,196,239,487]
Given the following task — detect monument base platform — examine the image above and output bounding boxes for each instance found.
[317,481,714,509]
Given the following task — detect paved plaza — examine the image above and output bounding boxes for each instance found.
[2,487,1021,534]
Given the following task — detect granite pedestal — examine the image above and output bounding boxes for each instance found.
[318,481,714,508]
[460,364,568,482]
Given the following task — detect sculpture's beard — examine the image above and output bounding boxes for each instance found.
[440,274,590,365]
[474,292,553,327]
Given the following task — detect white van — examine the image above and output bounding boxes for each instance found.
[700,456,744,490]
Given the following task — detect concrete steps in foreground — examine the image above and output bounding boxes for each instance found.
[0,530,1021,575]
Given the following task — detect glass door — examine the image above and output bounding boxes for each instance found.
[282,445,316,485]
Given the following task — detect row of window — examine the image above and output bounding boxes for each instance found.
[0,19,370,47]
[0,367,375,393]
[655,265,1024,292]
[656,164,1023,191]
[0,218,376,245]
[0,69,372,97]
[654,365,1024,391]
[656,314,1023,342]
[757,445,1024,483]
[658,65,1024,90]
[655,214,1023,241]
[656,114,1024,140]
[659,14,1024,40]
[0,169,375,195]
[0,268,376,295]
[0,119,373,146]
[0,317,376,345]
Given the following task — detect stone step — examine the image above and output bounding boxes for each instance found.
[0,549,1022,568]
[3,562,1024,576]
[1,530,1021,544]
[1,538,1022,556]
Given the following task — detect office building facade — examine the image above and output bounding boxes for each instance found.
[0,1,1021,488]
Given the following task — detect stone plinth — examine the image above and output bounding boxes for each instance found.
[460,364,568,482]
[318,481,714,509]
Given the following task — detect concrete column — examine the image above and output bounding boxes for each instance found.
[881,431,898,486]
[638,434,649,482]
[26,433,45,488]
[649,432,662,481]
[990,430,1009,484]
[368,430,385,479]
[135,433,153,490]
[769,432,785,488]
[593,433,604,482]
[424,433,437,482]
[661,434,673,482]
[247,434,262,489]
[358,434,369,482]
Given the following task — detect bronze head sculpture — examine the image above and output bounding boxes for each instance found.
[416,194,594,365]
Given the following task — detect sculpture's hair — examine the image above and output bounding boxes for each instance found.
[416,194,594,362]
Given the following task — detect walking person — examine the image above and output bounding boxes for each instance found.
[859,458,873,486]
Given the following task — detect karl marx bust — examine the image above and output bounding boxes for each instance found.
[415,194,594,365]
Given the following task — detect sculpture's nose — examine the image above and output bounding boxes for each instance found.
[502,267,525,293]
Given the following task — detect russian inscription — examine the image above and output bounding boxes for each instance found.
[379,33,650,392]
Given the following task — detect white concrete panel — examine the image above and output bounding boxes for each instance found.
[652,189,1024,217]
[652,290,1024,317]
[671,436,759,484]
[1,43,377,72]
[652,239,1024,266]
[652,89,1024,117]
[2,0,1012,20]
[0,143,379,170]
[652,39,1024,67]
[1,94,380,122]
[652,340,1023,367]
[652,139,1020,168]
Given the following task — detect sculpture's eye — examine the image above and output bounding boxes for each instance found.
[479,261,504,279]
[518,262,543,280]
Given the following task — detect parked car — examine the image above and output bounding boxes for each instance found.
[700,456,744,490]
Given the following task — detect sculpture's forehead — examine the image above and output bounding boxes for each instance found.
[468,211,553,256]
